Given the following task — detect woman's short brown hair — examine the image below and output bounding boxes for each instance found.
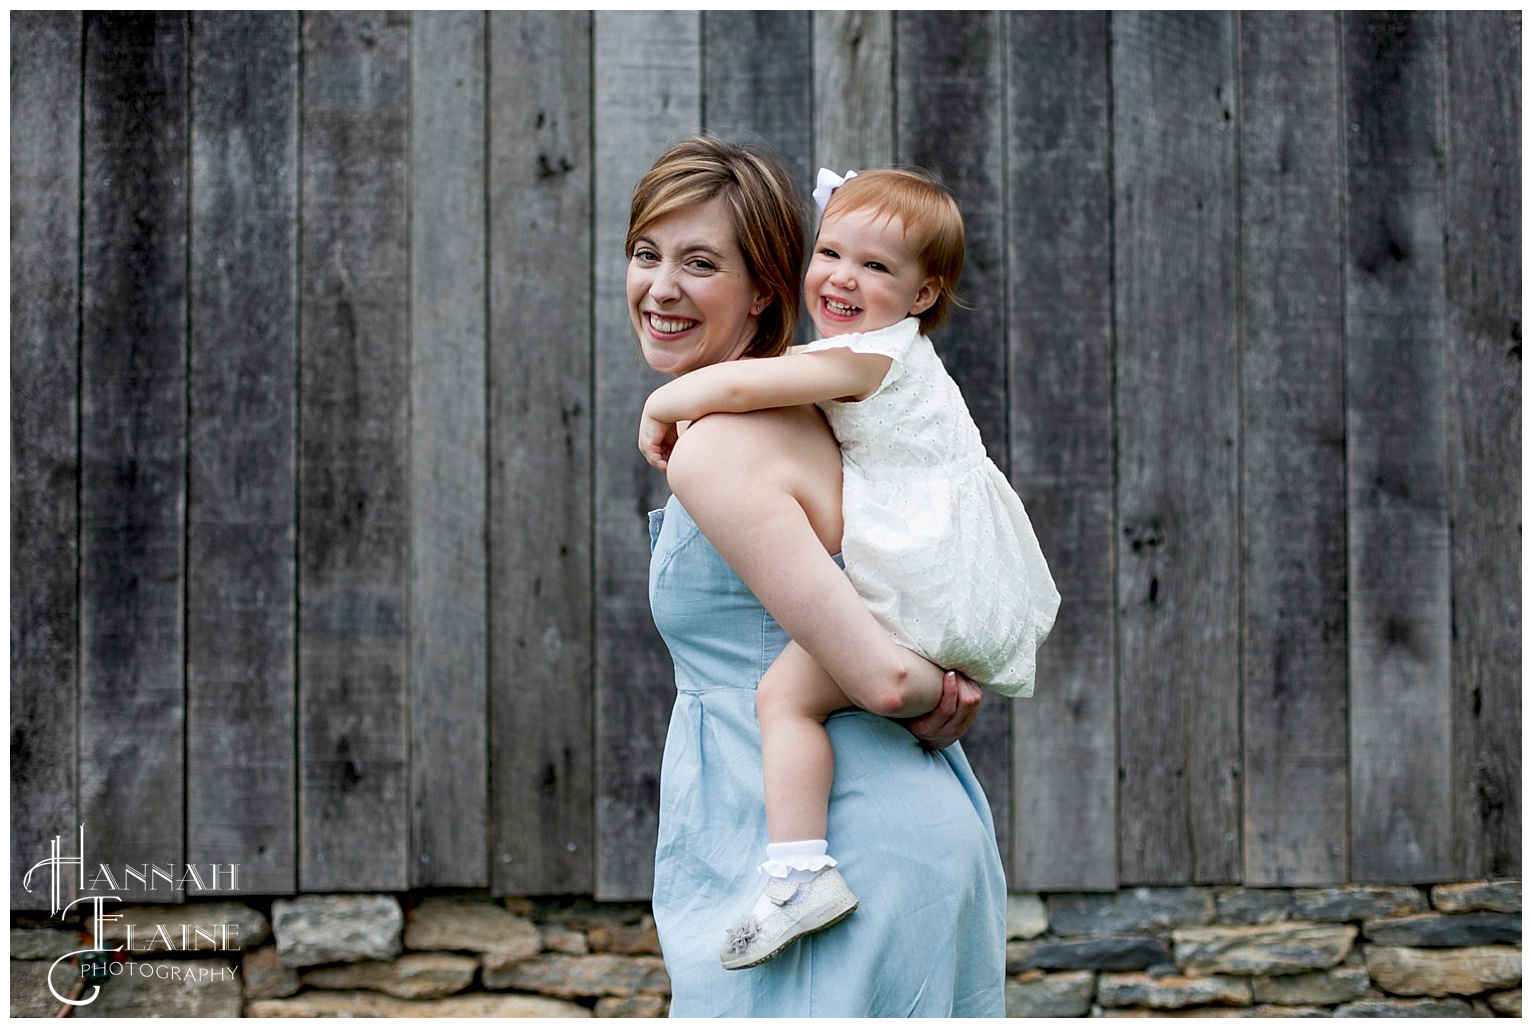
[821,168,965,333]
[627,135,807,358]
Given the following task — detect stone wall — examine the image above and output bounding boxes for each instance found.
[10,881,1519,1017]
[1007,881,1521,1017]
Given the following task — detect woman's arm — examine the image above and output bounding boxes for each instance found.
[665,406,941,719]
[639,349,890,470]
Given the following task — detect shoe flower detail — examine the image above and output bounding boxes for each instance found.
[723,915,762,955]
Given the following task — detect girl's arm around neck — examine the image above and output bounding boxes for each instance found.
[639,348,890,469]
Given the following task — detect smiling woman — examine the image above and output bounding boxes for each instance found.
[625,197,768,377]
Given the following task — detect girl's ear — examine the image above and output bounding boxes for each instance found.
[908,277,940,317]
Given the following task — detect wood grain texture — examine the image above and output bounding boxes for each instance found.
[186,10,300,895]
[408,10,489,889]
[298,10,412,892]
[592,10,701,900]
[79,11,189,902]
[489,9,595,896]
[1005,11,1117,891]
[1443,10,1521,879]
[1342,11,1453,884]
[1238,11,1349,886]
[704,11,812,181]
[8,14,1523,897]
[10,10,82,908]
[895,10,1014,871]
[1113,11,1242,884]
[812,11,894,172]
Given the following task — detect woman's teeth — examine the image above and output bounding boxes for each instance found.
[649,314,693,334]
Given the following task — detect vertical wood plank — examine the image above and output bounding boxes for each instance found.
[1238,11,1349,886]
[1113,11,1242,884]
[1005,11,1117,891]
[703,11,811,179]
[79,11,189,902]
[489,10,595,896]
[409,10,489,889]
[1443,10,1520,879]
[187,10,300,895]
[1343,11,1453,884]
[811,11,894,172]
[10,10,82,908]
[298,10,412,892]
[896,9,1014,871]
[592,10,701,900]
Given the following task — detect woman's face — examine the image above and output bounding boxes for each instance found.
[627,196,768,376]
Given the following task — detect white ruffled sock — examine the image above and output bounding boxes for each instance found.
[751,839,836,921]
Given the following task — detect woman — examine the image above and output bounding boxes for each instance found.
[631,135,1007,1017]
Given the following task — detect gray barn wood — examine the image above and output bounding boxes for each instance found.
[79,11,190,903]
[1343,11,1454,883]
[10,10,82,909]
[187,11,300,896]
[1112,11,1243,884]
[1443,10,1522,881]
[8,12,1519,906]
[490,9,595,896]
[1006,11,1118,891]
[409,11,490,889]
[297,11,412,892]
[812,11,895,173]
[1238,11,1349,886]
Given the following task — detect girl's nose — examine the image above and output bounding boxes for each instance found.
[828,262,855,289]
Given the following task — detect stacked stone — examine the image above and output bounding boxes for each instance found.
[10,880,1518,1017]
[1005,880,1521,1017]
[245,894,670,1016]
[10,902,260,1017]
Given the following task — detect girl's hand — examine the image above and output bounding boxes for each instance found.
[902,671,982,751]
[639,409,679,471]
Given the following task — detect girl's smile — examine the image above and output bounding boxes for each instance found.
[805,207,938,338]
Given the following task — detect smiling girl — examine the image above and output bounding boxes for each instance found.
[638,166,1060,970]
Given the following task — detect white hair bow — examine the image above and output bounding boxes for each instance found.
[812,167,857,213]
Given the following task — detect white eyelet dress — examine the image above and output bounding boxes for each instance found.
[804,316,1060,697]
[648,496,1007,1016]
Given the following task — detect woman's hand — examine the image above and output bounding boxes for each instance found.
[901,671,982,751]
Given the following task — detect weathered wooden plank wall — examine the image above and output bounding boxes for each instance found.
[79,11,189,903]
[298,11,412,891]
[187,10,299,896]
[488,9,594,897]
[10,11,1520,906]
[11,9,82,908]
[1007,11,1118,892]
[1443,9,1522,880]
[1238,10,1349,886]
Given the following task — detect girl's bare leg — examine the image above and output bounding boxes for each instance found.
[757,640,854,843]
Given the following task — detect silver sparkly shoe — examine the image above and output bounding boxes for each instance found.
[719,867,859,970]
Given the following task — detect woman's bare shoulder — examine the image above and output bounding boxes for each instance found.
[666,405,844,553]
[668,406,841,512]
[671,406,835,470]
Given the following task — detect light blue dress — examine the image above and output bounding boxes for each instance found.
[648,495,1008,1017]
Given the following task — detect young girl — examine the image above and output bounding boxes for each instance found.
[639,167,1060,970]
